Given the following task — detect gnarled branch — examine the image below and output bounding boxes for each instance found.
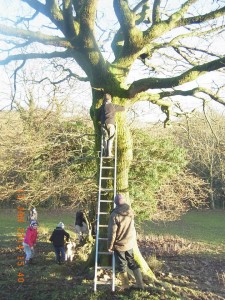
[129,56,225,97]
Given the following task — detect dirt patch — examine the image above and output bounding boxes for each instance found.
[1,236,225,300]
[159,255,225,299]
[138,237,225,299]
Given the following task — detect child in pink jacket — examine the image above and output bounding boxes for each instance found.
[23,220,38,264]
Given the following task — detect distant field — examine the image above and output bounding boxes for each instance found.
[140,209,225,246]
[2,208,225,248]
[37,208,76,234]
[1,208,225,246]
[0,208,77,248]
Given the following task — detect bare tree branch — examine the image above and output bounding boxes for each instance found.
[12,60,26,109]
[152,0,161,24]
[0,50,74,65]
[16,11,40,25]
[133,0,151,25]
[144,2,225,42]
[129,56,225,97]
[113,0,144,60]
[62,0,78,40]
[0,25,72,48]
[181,4,225,27]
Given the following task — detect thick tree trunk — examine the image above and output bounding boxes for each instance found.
[133,240,156,282]
[114,112,133,195]
[88,95,156,282]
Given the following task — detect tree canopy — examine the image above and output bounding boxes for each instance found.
[0,0,225,123]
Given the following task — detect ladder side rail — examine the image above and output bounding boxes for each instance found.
[113,123,118,198]
[112,124,118,291]
[94,135,104,292]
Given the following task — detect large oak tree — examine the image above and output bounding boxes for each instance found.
[1,0,225,282]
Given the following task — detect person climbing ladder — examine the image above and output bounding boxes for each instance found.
[97,93,125,157]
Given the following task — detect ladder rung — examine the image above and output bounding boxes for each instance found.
[100,200,113,202]
[102,156,114,159]
[96,281,112,285]
[98,252,112,255]
[99,225,108,227]
[101,166,114,169]
[101,177,114,179]
[101,188,114,191]
[98,238,108,240]
[97,266,113,270]
[99,212,108,215]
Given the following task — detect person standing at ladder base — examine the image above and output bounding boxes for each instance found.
[75,210,88,243]
[107,194,144,290]
[97,93,125,157]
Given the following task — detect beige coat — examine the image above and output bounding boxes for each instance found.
[107,203,136,252]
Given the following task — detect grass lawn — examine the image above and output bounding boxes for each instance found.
[0,208,225,300]
[0,208,77,248]
[140,209,225,246]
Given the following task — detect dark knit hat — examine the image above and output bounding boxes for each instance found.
[114,194,125,206]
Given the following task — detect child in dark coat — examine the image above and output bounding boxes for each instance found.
[49,222,70,264]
